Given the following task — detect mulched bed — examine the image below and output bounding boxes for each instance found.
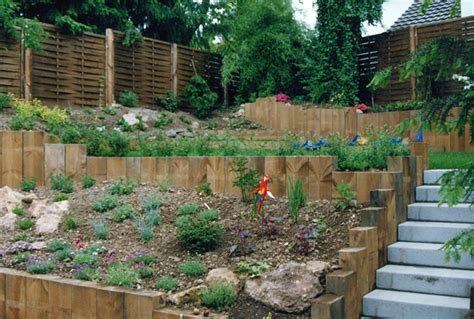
[0,182,361,317]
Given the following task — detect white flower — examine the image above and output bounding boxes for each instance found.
[96,126,105,132]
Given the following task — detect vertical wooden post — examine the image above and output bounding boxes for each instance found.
[360,207,388,266]
[105,29,115,105]
[349,227,378,291]
[325,270,357,319]
[409,26,417,100]
[170,43,178,97]
[24,48,32,101]
[311,294,344,319]
[223,84,229,106]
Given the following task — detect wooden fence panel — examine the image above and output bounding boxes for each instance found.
[86,157,107,182]
[169,157,189,188]
[44,144,65,186]
[286,157,309,196]
[155,157,170,184]
[107,157,126,180]
[65,144,87,181]
[188,157,208,187]
[141,157,157,183]
[23,131,45,186]
[2,132,23,187]
[126,157,142,181]
[207,157,226,194]
[264,157,286,197]
[0,29,22,96]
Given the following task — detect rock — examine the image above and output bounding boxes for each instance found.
[168,285,206,306]
[0,213,17,230]
[165,130,177,138]
[205,268,240,290]
[244,261,327,313]
[31,241,47,250]
[193,308,200,315]
[122,113,140,126]
[28,199,69,234]
[306,260,331,277]
[181,131,194,138]
[192,121,200,130]
[235,108,245,117]
[175,128,186,134]
[0,186,37,215]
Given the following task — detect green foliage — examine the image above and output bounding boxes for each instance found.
[221,0,305,100]
[20,177,36,192]
[92,195,119,213]
[202,282,237,310]
[72,253,98,267]
[47,240,70,252]
[287,177,306,224]
[91,220,109,240]
[429,151,474,169]
[113,203,135,223]
[154,113,173,128]
[110,178,138,195]
[137,219,154,242]
[367,67,393,92]
[196,182,213,196]
[143,194,162,213]
[14,252,30,264]
[18,218,33,230]
[64,214,78,230]
[26,257,56,274]
[156,276,179,291]
[179,260,206,277]
[122,19,143,47]
[103,106,118,116]
[0,92,14,111]
[12,207,24,216]
[49,173,74,193]
[10,112,36,130]
[158,176,171,192]
[177,219,222,253]
[334,183,357,210]
[235,260,271,278]
[155,90,178,112]
[438,164,474,207]
[230,158,260,203]
[229,117,260,130]
[179,115,191,125]
[198,209,219,223]
[106,263,138,288]
[54,248,73,261]
[182,75,218,119]
[107,130,131,156]
[442,229,474,263]
[53,193,69,202]
[119,90,138,107]
[137,266,154,278]
[82,175,96,189]
[175,216,193,228]
[177,202,200,216]
[74,267,101,281]
[131,254,155,265]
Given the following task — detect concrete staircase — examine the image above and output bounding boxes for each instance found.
[362,170,474,319]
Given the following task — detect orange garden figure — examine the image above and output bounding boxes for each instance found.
[254,175,275,219]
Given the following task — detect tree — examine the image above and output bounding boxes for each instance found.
[303,0,383,106]
[0,0,224,47]
[220,0,306,100]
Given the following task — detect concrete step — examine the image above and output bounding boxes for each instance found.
[376,264,474,297]
[398,221,473,243]
[388,242,474,270]
[363,289,470,319]
[424,169,455,185]
[415,185,474,203]
[408,203,474,223]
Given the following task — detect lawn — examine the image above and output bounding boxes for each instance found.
[429,151,474,169]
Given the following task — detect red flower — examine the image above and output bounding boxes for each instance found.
[276,93,290,103]
[353,103,368,112]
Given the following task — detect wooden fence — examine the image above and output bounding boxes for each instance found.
[358,16,474,104]
[244,97,474,152]
[0,22,230,108]
[0,131,428,205]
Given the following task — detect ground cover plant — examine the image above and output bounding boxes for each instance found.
[0,180,362,317]
[429,151,474,169]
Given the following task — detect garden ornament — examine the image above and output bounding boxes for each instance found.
[353,103,368,114]
[416,128,423,142]
[254,175,275,218]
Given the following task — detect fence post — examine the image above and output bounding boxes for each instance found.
[105,29,115,105]
[409,26,417,100]
[170,44,178,97]
[24,48,32,101]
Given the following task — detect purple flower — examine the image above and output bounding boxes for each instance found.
[104,251,117,265]
[7,241,32,254]
[0,249,5,258]
[275,93,290,103]
[133,262,145,269]
[125,249,145,262]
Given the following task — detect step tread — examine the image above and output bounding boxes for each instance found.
[378,264,474,279]
[408,203,474,223]
[400,221,473,228]
[398,221,473,243]
[363,289,469,319]
[424,170,455,185]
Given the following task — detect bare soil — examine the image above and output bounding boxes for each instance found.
[0,182,361,317]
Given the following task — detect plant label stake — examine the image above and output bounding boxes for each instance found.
[253,175,275,221]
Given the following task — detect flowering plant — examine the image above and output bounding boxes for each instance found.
[26,256,56,274]
[353,103,368,113]
[7,241,32,254]
[276,93,290,103]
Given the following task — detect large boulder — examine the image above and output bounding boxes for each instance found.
[0,186,37,230]
[205,268,240,290]
[28,199,69,234]
[244,261,330,313]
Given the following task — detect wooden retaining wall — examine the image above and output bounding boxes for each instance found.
[0,268,226,319]
[0,131,427,206]
[244,97,474,152]
[312,158,420,318]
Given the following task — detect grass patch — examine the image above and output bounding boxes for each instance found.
[429,151,474,169]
